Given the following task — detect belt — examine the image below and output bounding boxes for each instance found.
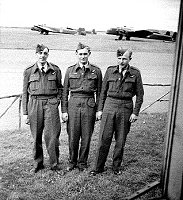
[108,95,132,101]
[31,95,57,100]
[70,93,94,98]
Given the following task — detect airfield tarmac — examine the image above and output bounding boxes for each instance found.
[0,27,175,130]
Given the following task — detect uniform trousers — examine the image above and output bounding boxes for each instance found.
[28,97,61,167]
[94,97,133,171]
[67,96,96,168]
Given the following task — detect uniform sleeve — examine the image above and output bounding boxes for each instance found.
[61,68,70,113]
[22,69,29,115]
[133,71,144,116]
[98,69,109,111]
[56,68,63,100]
[96,68,103,111]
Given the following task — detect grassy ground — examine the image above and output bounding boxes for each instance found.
[0,112,167,200]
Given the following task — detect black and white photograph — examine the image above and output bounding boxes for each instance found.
[0,0,182,199]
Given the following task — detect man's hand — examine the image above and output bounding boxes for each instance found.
[23,115,30,125]
[96,111,102,121]
[62,112,68,122]
[129,113,138,123]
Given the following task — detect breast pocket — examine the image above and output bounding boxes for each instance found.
[29,75,40,91]
[124,76,136,92]
[48,74,57,89]
[69,73,81,89]
[87,73,97,89]
[107,77,118,91]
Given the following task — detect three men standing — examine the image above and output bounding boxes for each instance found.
[62,43,102,171]
[23,44,144,175]
[22,44,63,173]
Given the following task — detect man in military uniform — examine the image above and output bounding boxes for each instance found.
[62,43,102,172]
[90,47,144,175]
[22,44,63,173]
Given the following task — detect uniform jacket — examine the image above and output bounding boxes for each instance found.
[62,62,102,113]
[98,65,144,116]
[22,62,63,115]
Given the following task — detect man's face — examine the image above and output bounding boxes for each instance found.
[76,48,90,65]
[36,48,49,64]
[117,55,131,67]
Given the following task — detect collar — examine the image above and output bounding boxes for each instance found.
[37,62,47,70]
[79,62,89,68]
[32,62,55,73]
[74,62,92,72]
[112,65,131,75]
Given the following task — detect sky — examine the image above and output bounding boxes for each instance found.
[0,0,181,31]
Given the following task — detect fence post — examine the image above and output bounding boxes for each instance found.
[19,95,22,130]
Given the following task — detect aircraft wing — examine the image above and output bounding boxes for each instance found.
[106,26,133,35]
[31,25,60,34]
[147,33,173,41]
[60,27,77,34]
[31,25,78,35]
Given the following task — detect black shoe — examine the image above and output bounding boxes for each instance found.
[78,164,88,172]
[89,169,104,176]
[78,167,87,172]
[51,164,61,171]
[34,164,44,173]
[66,165,77,171]
[113,169,122,175]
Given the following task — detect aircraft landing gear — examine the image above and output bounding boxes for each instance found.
[40,31,48,35]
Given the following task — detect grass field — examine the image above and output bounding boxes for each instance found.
[0,112,167,200]
[0,27,173,199]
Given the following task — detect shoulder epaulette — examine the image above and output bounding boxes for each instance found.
[68,64,77,68]
[90,63,97,68]
[90,63,102,70]
[25,63,35,70]
[49,62,59,68]
[108,65,117,69]
[130,65,140,72]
